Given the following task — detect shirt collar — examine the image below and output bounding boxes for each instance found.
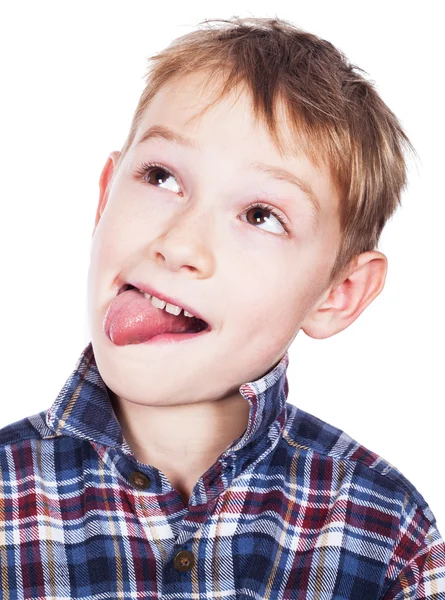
[46,342,290,459]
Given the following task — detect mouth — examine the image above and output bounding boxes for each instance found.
[117,283,210,333]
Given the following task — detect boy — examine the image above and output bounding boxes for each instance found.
[0,14,444,599]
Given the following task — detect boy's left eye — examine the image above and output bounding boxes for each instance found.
[135,161,289,235]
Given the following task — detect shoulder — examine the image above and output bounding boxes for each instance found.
[282,404,445,595]
[0,409,93,495]
[0,409,57,452]
[283,402,436,525]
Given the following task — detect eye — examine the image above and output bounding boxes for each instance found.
[242,202,289,234]
[134,161,289,235]
[136,161,181,193]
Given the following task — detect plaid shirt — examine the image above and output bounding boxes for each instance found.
[0,343,444,599]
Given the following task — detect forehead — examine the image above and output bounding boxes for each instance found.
[132,71,339,222]
[137,71,299,155]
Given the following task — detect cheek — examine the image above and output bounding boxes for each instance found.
[88,213,134,300]
[90,221,120,275]
[241,248,328,337]
[91,198,147,268]
[226,261,308,340]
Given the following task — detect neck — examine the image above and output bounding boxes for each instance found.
[110,389,251,500]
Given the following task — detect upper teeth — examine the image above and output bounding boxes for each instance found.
[138,289,195,318]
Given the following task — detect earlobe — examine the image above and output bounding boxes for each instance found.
[301,252,388,339]
[93,151,121,236]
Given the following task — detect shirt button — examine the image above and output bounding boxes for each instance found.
[173,550,195,572]
[129,471,151,490]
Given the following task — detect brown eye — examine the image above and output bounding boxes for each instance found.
[146,166,168,185]
[139,162,180,193]
[246,206,271,226]
[243,202,287,234]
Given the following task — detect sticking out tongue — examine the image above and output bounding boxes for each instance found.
[103,288,206,345]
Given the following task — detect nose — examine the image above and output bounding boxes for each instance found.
[147,207,216,278]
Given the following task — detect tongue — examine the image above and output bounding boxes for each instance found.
[103,289,199,345]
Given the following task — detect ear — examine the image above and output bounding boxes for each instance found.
[301,251,388,339]
[92,150,121,237]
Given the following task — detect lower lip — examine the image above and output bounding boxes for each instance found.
[140,328,211,345]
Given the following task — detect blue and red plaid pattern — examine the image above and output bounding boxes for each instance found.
[0,342,444,599]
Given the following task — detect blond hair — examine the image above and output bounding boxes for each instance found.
[116,16,414,284]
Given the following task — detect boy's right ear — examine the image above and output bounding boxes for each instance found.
[93,151,121,236]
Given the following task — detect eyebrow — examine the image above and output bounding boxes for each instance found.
[136,124,321,223]
[137,125,198,150]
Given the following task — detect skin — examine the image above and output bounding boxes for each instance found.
[87,71,387,505]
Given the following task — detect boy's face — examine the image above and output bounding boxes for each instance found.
[87,71,341,406]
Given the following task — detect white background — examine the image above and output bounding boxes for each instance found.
[1,1,444,529]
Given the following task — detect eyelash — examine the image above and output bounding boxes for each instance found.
[134,161,290,234]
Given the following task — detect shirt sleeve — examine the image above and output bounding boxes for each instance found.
[381,520,445,599]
